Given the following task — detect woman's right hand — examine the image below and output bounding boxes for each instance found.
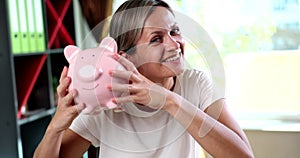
[48,66,86,133]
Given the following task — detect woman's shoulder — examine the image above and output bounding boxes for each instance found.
[178,69,210,82]
[175,68,212,93]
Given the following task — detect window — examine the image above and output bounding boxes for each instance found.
[173,0,300,120]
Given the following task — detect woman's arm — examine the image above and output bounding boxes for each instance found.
[33,67,89,158]
[110,54,254,158]
[164,95,254,158]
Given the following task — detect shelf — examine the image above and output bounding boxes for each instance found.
[46,48,64,54]
[18,108,56,126]
[13,52,46,57]
[1,0,77,157]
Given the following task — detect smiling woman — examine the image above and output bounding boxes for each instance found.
[33,1,254,158]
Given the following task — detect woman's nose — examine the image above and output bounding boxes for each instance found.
[165,34,180,50]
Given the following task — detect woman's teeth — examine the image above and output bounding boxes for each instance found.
[164,53,180,62]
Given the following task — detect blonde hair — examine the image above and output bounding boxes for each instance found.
[109,0,173,54]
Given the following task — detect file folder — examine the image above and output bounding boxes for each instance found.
[18,0,30,53]
[26,0,37,53]
[8,0,22,54]
[34,0,46,52]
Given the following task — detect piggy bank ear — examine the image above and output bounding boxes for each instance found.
[99,37,118,54]
[64,45,80,63]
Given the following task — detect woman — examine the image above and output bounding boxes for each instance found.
[34,0,254,157]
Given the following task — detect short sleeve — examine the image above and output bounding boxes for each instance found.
[69,114,101,147]
[176,69,223,111]
[197,71,215,110]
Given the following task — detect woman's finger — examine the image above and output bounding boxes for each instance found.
[109,83,139,94]
[59,66,68,83]
[112,53,138,73]
[110,69,142,82]
[59,89,77,107]
[57,77,71,98]
[114,95,134,104]
[72,103,86,115]
[57,67,70,98]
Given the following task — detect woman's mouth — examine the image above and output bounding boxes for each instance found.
[162,53,181,63]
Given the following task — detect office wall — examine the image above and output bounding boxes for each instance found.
[245,130,300,158]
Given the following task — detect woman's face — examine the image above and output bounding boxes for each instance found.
[128,7,185,82]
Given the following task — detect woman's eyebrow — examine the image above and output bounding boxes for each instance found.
[146,23,179,36]
[150,30,164,35]
[170,23,179,29]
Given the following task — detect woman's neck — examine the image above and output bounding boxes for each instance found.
[151,76,175,90]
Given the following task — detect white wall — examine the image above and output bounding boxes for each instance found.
[245,130,300,158]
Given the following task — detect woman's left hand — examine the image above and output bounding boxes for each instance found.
[108,53,169,110]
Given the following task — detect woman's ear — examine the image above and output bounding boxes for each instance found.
[119,51,129,59]
[118,50,126,56]
[119,50,137,66]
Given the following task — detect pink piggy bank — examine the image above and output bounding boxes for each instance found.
[64,37,127,115]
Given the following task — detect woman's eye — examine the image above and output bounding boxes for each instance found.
[150,36,162,43]
[170,28,181,36]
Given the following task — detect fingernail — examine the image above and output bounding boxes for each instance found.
[106,85,112,91]
[108,70,113,76]
[112,98,117,104]
[63,66,69,73]
[72,89,78,97]
[112,53,120,60]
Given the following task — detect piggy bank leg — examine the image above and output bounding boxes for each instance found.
[113,107,125,112]
[106,101,124,112]
[82,106,103,115]
[81,106,94,114]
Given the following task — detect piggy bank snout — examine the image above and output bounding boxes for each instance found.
[77,65,102,81]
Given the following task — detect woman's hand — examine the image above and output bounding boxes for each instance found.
[49,67,86,133]
[34,67,87,158]
[108,54,169,110]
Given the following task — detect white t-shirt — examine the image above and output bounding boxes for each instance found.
[70,69,220,158]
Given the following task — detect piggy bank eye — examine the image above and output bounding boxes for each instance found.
[92,54,95,57]
[81,56,84,59]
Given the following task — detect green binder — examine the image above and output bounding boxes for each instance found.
[18,0,30,53]
[33,0,46,52]
[25,0,37,53]
[8,0,22,54]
